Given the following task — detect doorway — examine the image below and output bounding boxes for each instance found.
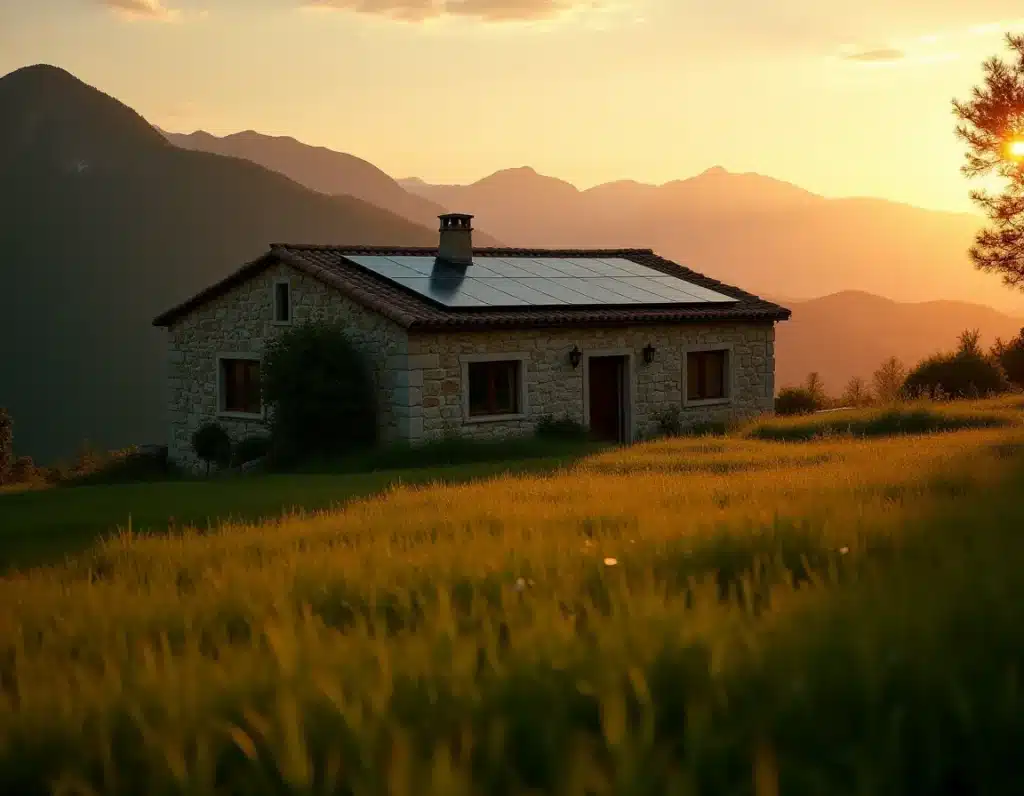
[587,355,630,443]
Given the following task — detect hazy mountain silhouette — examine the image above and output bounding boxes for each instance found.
[161,129,502,245]
[400,168,1022,314]
[774,291,1024,394]
[0,64,435,464]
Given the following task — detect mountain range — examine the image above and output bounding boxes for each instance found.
[0,64,436,465]
[3,62,1023,463]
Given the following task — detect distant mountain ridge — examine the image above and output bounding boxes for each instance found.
[161,129,503,245]
[775,290,1024,394]
[0,64,435,464]
[160,127,1015,313]
[398,166,1019,314]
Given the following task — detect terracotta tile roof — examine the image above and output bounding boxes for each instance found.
[153,245,791,330]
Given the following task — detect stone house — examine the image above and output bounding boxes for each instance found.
[153,214,790,469]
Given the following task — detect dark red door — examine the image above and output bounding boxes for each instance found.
[588,356,626,442]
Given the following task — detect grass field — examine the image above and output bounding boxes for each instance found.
[2,400,1024,794]
[0,448,596,571]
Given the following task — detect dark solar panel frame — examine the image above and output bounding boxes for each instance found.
[344,255,739,309]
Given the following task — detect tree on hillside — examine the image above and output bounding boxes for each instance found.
[871,357,907,403]
[992,328,1024,388]
[804,372,828,408]
[952,33,1024,290]
[840,376,873,407]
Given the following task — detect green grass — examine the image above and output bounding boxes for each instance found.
[745,398,1022,441]
[3,403,1024,794]
[0,452,593,571]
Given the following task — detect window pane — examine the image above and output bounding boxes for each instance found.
[704,351,725,399]
[222,359,261,413]
[244,361,262,413]
[467,360,520,416]
[275,283,290,322]
[686,352,702,400]
[493,361,518,414]
[468,362,490,416]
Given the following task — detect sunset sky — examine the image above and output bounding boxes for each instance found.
[2,0,1022,214]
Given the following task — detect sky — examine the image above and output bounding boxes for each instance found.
[2,0,1023,213]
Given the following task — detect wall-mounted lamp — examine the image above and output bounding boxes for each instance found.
[569,345,582,369]
[642,343,656,365]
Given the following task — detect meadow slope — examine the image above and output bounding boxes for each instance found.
[2,403,1024,794]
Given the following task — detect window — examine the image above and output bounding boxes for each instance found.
[687,349,728,402]
[273,281,291,324]
[467,360,521,417]
[220,358,262,415]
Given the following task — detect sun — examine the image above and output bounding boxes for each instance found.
[1009,139,1024,159]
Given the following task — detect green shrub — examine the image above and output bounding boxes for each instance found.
[653,405,683,437]
[0,408,11,485]
[191,422,231,475]
[903,353,1009,400]
[535,414,588,441]
[9,456,35,484]
[748,407,1011,442]
[232,434,272,467]
[775,387,820,416]
[262,321,377,465]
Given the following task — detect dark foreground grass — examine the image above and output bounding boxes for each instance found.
[2,429,1023,794]
[0,452,591,571]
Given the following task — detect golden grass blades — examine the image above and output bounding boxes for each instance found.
[1,407,1023,794]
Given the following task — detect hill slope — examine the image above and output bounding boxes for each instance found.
[401,168,1021,314]
[0,65,435,464]
[774,291,1024,394]
[162,129,502,245]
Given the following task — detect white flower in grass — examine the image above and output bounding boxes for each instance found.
[839,546,850,555]
[604,557,618,567]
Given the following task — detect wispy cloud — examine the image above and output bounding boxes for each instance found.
[301,0,607,23]
[843,46,905,63]
[101,0,181,21]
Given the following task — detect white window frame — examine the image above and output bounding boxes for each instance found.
[682,343,734,407]
[216,353,265,420]
[461,352,529,424]
[581,348,636,444]
[271,279,292,326]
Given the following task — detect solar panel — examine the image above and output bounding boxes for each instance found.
[344,256,739,309]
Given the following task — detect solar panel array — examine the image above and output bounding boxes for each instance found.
[344,256,738,309]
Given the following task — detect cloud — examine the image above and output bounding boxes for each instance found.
[843,46,905,62]
[102,0,180,20]
[302,0,602,22]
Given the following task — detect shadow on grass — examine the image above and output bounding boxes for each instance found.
[0,444,599,573]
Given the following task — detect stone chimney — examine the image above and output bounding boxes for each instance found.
[438,213,474,265]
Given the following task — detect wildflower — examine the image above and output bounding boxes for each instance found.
[515,577,527,591]
[604,557,618,567]
[839,546,849,555]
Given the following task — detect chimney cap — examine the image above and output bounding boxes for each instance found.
[439,212,473,230]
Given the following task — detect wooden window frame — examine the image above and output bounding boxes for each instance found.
[682,345,733,407]
[216,354,264,419]
[461,353,529,423]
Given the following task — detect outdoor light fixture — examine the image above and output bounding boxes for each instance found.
[643,343,656,364]
[569,345,582,369]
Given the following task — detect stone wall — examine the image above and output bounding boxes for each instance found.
[404,322,775,442]
[165,263,408,470]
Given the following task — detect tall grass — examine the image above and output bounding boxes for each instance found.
[1,408,1023,794]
